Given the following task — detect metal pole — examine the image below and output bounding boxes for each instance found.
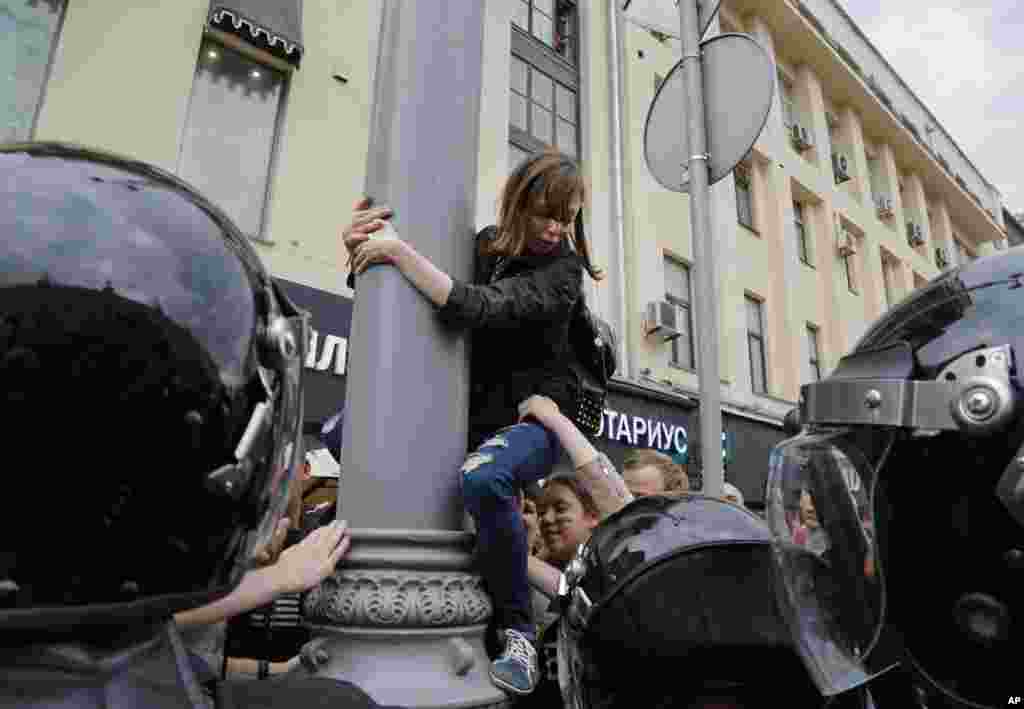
[305,3,504,707]
[678,0,723,498]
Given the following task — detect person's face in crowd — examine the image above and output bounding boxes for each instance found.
[524,197,581,257]
[624,464,667,498]
[520,495,543,556]
[540,481,599,566]
[799,489,819,528]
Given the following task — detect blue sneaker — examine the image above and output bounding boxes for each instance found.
[489,628,538,695]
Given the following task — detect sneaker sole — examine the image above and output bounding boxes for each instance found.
[489,669,536,696]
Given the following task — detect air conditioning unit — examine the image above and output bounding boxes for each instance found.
[935,246,950,269]
[790,123,813,151]
[906,222,925,247]
[876,196,894,219]
[836,225,857,256]
[645,301,681,342]
[832,153,851,184]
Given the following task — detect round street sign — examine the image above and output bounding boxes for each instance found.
[644,32,775,193]
[621,0,722,42]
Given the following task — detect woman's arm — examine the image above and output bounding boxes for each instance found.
[175,521,350,629]
[519,396,633,519]
[174,564,283,629]
[343,205,582,328]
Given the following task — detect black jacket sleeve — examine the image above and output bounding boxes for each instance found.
[437,254,583,330]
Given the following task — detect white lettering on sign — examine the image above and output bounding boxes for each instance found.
[647,419,662,449]
[616,413,633,445]
[304,329,348,377]
[600,408,688,457]
[632,416,647,444]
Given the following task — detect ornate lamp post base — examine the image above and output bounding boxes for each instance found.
[304,530,510,709]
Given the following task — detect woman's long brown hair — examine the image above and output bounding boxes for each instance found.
[487,151,604,280]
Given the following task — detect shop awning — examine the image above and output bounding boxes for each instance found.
[209,1,304,68]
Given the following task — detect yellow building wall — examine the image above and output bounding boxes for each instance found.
[28,0,1005,420]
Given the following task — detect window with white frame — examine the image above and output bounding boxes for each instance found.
[510,0,579,162]
[794,201,811,265]
[806,324,822,383]
[881,253,896,307]
[746,295,768,394]
[2,0,67,141]
[664,256,695,371]
[734,163,755,231]
[178,38,288,239]
[778,73,796,128]
[843,250,857,293]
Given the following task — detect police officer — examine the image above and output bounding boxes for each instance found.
[767,248,1024,708]
[0,142,391,709]
[555,493,881,708]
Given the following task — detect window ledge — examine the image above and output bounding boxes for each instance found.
[669,363,731,386]
[754,392,799,408]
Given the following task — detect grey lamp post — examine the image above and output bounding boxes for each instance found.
[303,2,507,707]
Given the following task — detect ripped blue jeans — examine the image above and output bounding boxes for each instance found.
[461,422,562,638]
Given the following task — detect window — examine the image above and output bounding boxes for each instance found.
[794,201,811,265]
[843,252,857,293]
[664,257,695,371]
[778,74,796,128]
[509,143,530,171]
[746,296,768,394]
[512,0,576,63]
[806,325,822,383]
[734,164,755,231]
[881,254,896,308]
[178,38,288,239]
[510,1,579,158]
[2,0,67,141]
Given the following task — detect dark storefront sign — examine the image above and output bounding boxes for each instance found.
[720,412,787,507]
[274,279,352,427]
[595,381,787,507]
[593,381,696,478]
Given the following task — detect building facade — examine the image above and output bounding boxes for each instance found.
[8,0,1007,504]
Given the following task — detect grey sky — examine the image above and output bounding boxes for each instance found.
[839,0,1024,213]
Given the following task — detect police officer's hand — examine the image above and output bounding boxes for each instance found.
[342,197,394,269]
[271,520,351,595]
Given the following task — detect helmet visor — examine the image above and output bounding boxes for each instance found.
[766,429,896,694]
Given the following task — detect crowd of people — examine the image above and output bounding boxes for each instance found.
[0,143,762,709]
[7,140,1016,709]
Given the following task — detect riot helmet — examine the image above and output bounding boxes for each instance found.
[0,143,308,632]
[556,494,881,708]
[767,248,1024,707]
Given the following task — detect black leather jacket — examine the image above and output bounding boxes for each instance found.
[438,227,583,449]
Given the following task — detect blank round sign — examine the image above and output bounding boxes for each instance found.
[644,33,775,193]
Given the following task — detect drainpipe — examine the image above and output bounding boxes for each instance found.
[607,0,633,379]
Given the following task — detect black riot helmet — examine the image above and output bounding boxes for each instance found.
[556,494,883,709]
[767,247,1024,708]
[0,143,308,633]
